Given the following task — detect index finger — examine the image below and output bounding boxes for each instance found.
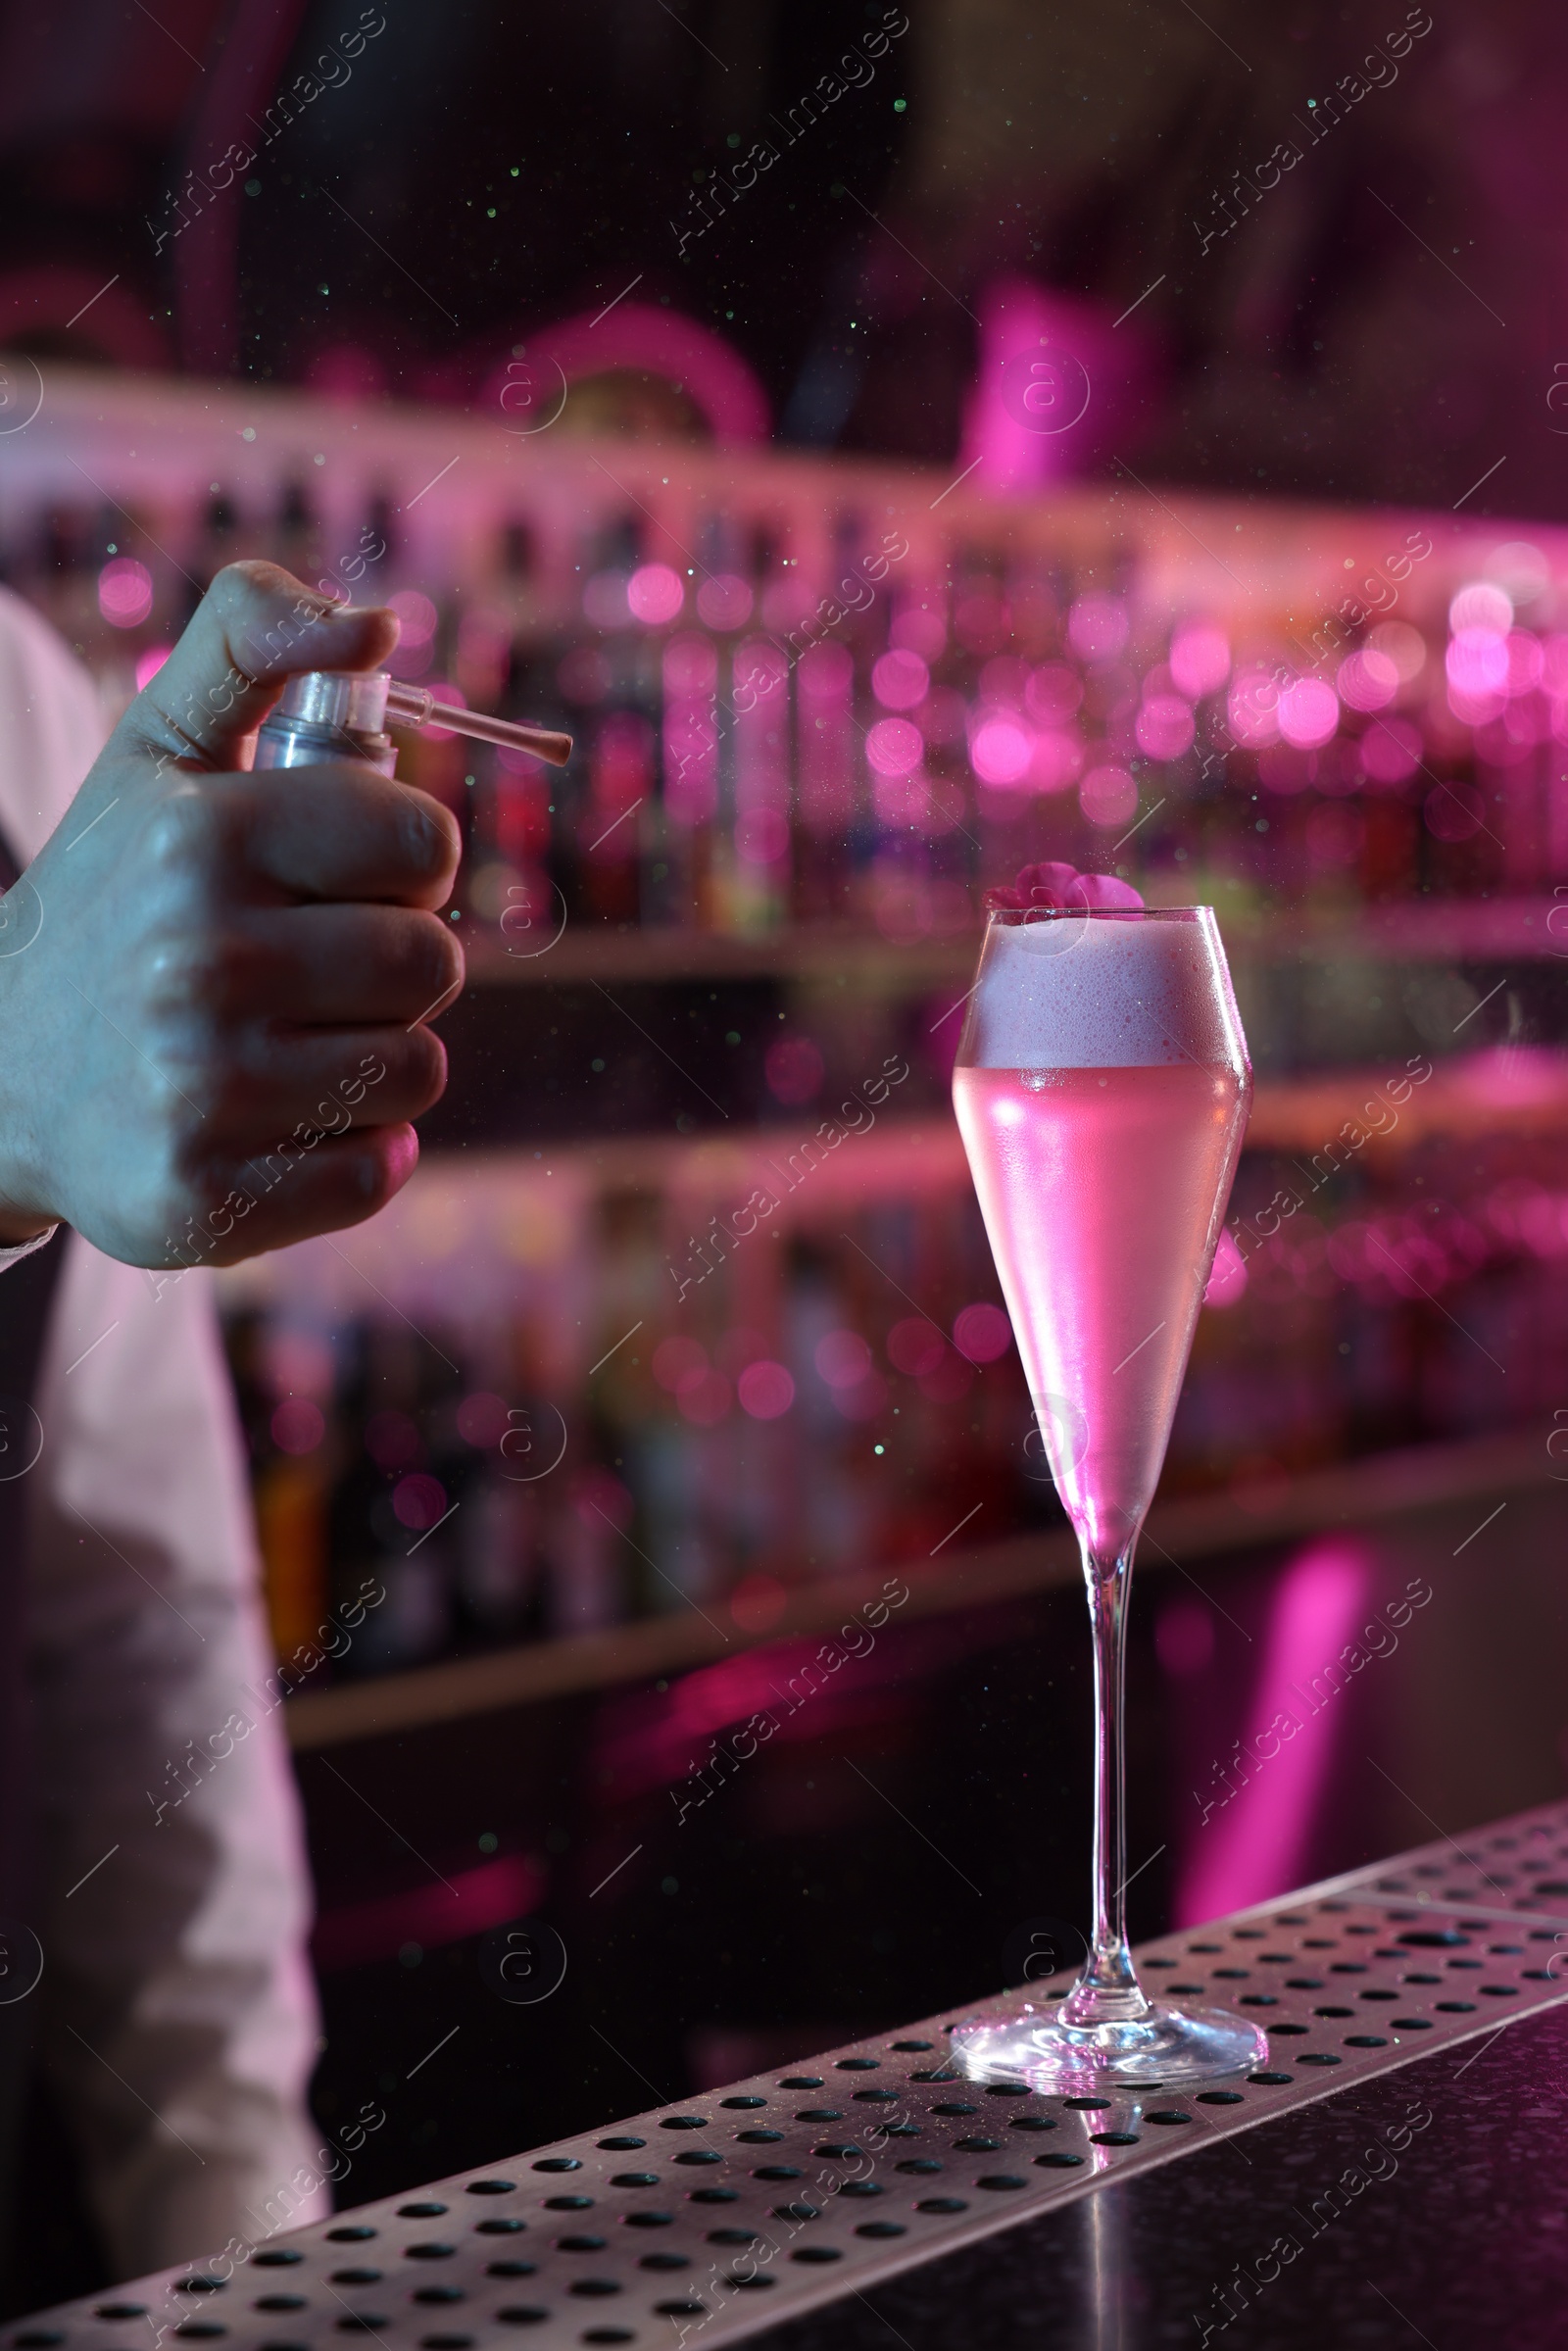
[238,763,461,908]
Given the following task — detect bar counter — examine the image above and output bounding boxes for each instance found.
[14,1800,1567,2350]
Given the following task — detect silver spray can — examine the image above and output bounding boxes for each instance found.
[253,669,399,776]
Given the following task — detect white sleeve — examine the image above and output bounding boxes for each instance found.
[0,1224,58,1272]
[26,1238,330,2276]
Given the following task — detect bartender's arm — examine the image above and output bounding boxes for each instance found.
[0,560,462,1265]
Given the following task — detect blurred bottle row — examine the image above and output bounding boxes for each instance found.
[221,1118,1568,1683]
[9,382,1568,947]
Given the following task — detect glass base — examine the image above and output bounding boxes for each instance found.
[950,2001,1265,2089]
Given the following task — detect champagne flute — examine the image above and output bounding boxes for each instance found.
[951,902,1261,2085]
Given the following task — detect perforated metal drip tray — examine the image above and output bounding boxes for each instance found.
[16,1801,1568,2351]
[1331,1790,1568,1922]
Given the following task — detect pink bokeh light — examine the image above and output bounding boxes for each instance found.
[389,587,438,645]
[970,712,1033,787]
[1448,580,1512,635]
[696,573,753,630]
[1079,763,1137,827]
[627,563,685,624]
[872,649,929,710]
[1504,630,1544,696]
[1168,622,1230,699]
[271,1398,324,1455]
[953,1302,1011,1361]
[457,1392,510,1447]
[737,1361,795,1420]
[1227,669,1282,748]
[1135,693,1196,760]
[1336,648,1399,711]
[866,716,924,777]
[98,558,153,628]
[1446,628,1508,699]
[764,1036,824,1104]
[393,1472,448,1531]
[1201,1228,1249,1308]
[887,1317,946,1377]
[815,1329,873,1390]
[1024,663,1083,724]
[1277,676,1340,750]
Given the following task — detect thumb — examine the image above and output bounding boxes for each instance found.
[122,559,401,774]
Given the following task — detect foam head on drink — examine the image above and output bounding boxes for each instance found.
[954,908,1250,1559]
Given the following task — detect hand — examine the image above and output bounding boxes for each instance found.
[0,561,464,1267]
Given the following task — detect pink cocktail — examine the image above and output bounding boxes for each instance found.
[952,904,1260,2084]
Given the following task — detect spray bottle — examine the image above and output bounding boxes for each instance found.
[253,671,572,776]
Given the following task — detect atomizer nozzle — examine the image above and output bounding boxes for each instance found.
[382,680,572,767]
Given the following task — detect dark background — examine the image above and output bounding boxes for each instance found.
[1,0,1564,510]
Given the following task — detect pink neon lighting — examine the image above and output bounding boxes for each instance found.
[1173,1540,1370,1926]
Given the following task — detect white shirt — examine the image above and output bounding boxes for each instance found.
[0,588,327,2274]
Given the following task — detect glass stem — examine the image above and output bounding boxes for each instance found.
[1062,1536,1151,2029]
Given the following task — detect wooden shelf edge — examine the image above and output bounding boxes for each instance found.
[283,1428,1551,1752]
[458,901,1568,992]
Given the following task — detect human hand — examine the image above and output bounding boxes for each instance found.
[0,561,463,1267]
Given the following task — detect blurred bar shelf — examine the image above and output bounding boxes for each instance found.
[282,1424,1552,1750]
[459,895,1568,988]
[8,362,1544,624]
